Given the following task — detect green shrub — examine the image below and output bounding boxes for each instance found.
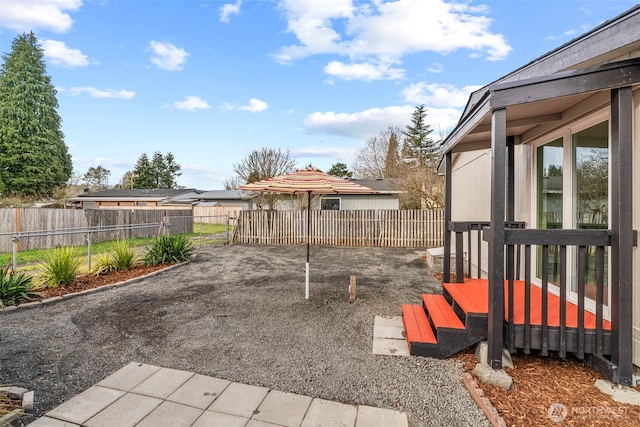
[0,267,40,307]
[92,240,137,275]
[36,247,82,287]
[143,234,195,266]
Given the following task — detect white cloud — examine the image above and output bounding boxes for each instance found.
[174,96,210,111]
[0,0,82,33]
[149,41,189,71]
[304,105,462,140]
[220,1,242,23]
[291,146,356,162]
[65,86,136,99]
[223,98,269,113]
[427,63,444,73]
[401,83,481,108]
[41,39,88,67]
[324,60,405,81]
[274,0,511,81]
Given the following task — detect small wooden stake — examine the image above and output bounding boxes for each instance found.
[349,276,357,301]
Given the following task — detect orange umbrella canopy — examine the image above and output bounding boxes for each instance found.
[238,167,377,195]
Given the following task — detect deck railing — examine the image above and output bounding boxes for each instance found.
[444,221,525,282]
[501,228,612,360]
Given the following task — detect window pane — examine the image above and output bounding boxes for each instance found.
[536,138,563,284]
[321,198,340,210]
[573,121,608,304]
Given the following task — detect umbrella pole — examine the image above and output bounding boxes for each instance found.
[306,191,311,299]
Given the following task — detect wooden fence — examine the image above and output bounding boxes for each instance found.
[193,206,243,224]
[233,209,445,248]
[0,208,193,252]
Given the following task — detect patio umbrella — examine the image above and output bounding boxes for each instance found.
[239,167,377,299]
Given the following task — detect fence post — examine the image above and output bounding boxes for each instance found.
[11,234,19,271]
[163,216,171,235]
[226,212,230,244]
[86,232,92,271]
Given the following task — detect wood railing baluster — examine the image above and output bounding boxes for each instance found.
[524,244,531,354]
[595,246,605,356]
[541,244,549,356]
[577,245,586,359]
[559,245,567,359]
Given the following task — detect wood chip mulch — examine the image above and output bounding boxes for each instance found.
[30,264,170,301]
[454,350,640,426]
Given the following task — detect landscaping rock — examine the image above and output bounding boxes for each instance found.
[0,386,28,399]
[472,363,514,390]
[595,379,640,406]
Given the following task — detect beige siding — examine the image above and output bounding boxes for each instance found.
[450,150,491,222]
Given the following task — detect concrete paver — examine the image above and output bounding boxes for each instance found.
[28,416,80,426]
[372,316,410,356]
[356,405,408,427]
[97,362,160,392]
[131,367,194,399]
[135,400,203,427]
[208,382,269,418]
[301,398,357,427]
[45,386,124,425]
[167,374,231,409]
[36,363,408,427]
[253,389,312,427]
[83,393,161,427]
[192,410,248,427]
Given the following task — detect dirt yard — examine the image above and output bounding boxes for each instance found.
[0,244,488,427]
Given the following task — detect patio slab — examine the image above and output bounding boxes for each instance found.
[372,315,410,356]
[36,363,408,427]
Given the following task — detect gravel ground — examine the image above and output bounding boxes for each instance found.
[1,244,489,427]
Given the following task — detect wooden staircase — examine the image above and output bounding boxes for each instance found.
[402,290,487,358]
[402,279,612,358]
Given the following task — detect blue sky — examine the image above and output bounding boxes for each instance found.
[1,0,637,190]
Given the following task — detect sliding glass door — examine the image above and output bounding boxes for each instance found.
[535,120,610,313]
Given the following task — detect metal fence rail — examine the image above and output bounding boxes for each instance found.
[0,211,236,272]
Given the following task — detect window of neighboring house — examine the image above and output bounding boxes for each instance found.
[320,198,340,210]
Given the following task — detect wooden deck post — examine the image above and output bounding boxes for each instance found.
[488,108,507,370]
[610,86,634,386]
[443,152,453,282]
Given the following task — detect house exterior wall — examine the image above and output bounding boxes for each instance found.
[337,195,399,210]
[274,195,399,211]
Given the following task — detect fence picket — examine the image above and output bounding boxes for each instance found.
[233,209,444,248]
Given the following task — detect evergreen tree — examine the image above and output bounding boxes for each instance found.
[401,104,436,168]
[83,166,111,190]
[327,162,353,179]
[384,128,401,178]
[132,151,181,189]
[132,153,155,188]
[0,32,72,197]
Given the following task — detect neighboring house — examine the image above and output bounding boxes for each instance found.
[318,178,401,211]
[270,178,401,211]
[402,5,639,386]
[70,189,202,209]
[193,190,253,210]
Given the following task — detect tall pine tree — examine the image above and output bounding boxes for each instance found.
[401,104,437,168]
[132,151,181,189]
[0,32,72,197]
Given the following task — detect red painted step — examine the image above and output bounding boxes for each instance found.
[402,304,436,344]
[422,294,465,329]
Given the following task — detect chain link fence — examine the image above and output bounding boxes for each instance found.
[0,213,235,274]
